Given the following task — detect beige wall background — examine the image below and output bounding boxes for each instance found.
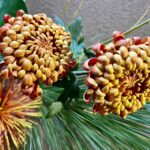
[26,0,150,44]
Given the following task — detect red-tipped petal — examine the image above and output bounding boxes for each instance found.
[85,76,98,89]
[16,10,25,16]
[93,103,100,113]
[141,37,150,45]
[91,65,102,76]
[30,83,42,99]
[115,39,129,48]
[3,23,12,28]
[59,70,67,78]
[126,38,134,46]
[133,37,141,45]
[113,31,124,42]
[4,14,11,23]
[92,43,105,56]
[69,59,76,70]
[22,86,34,95]
[83,58,98,71]
[47,77,53,85]
[0,68,9,79]
[83,91,91,103]
[0,24,11,40]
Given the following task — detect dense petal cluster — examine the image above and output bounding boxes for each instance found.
[0,61,42,99]
[0,77,41,150]
[0,10,75,88]
[83,31,150,118]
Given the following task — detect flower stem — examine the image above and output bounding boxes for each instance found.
[103,18,150,45]
[73,70,88,75]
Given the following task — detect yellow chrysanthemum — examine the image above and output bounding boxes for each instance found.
[0,77,41,150]
[83,31,150,118]
[0,10,76,88]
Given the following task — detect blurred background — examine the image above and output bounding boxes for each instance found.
[26,0,150,44]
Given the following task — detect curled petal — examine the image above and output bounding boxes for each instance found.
[91,64,102,76]
[22,82,42,99]
[0,68,9,79]
[83,58,98,71]
[69,59,76,70]
[16,9,25,16]
[126,38,134,46]
[85,76,98,89]
[83,90,91,103]
[113,31,124,42]
[93,104,98,112]
[4,14,11,23]
[0,26,9,40]
[3,23,12,28]
[22,85,35,95]
[83,31,150,118]
[92,43,105,56]
[0,11,74,88]
[115,39,130,48]
[142,37,150,45]
[133,37,142,45]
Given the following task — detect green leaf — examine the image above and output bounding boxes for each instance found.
[46,102,63,118]
[83,47,95,58]
[54,16,68,31]
[70,40,84,58]
[56,73,80,104]
[78,36,84,44]
[0,0,27,26]
[40,82,63,106]
[68,17,83,41]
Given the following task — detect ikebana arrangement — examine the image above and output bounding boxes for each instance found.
[0,2,150,150]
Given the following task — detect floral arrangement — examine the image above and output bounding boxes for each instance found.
[0,1,150,150]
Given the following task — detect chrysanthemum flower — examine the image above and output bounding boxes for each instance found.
[83,31,150,118]
[0,61,42,99]
[0,77,42,150]
[0,10,76,88]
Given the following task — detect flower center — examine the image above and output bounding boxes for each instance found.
[0,107,3,111]
[120,72,149,98]
[38,34,53,49]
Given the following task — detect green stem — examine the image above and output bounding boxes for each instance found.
[85,18,150,50]
[102,18,150,45]
[71,0,85,21]
[73,70,88,75]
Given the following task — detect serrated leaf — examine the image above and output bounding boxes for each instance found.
[78,36,84,44]
[0,0,27,26]
[68,17,83,40]
[70,40,84,58]
[54,16,68,31]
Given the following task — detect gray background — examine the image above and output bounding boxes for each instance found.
[26,0,150,46]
